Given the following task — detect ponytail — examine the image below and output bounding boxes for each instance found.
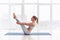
[36,18,38,24]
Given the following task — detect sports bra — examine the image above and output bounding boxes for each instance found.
[29,26,34,29]
[29,23,37,29]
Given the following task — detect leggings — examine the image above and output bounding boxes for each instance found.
[15,18,30,35]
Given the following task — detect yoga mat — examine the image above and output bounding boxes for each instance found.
[5,32,51,35]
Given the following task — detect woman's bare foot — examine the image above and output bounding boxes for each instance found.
[13,13,16,19]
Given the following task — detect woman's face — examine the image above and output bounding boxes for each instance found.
[31,17,35,21]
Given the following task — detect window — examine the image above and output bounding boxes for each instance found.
[0,5,9,30]
[52,5,60,21]
[11,5,21,15]
[38,5,51,33]
[39,5,50,21]
[24,5,37,22]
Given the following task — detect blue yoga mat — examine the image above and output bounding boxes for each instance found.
[5,32,51,35]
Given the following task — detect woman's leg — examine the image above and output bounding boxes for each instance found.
[20,25,30,35]
[15,18,30,35]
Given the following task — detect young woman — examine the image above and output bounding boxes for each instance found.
[13,13,38,35]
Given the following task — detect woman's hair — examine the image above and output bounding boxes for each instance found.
[32,16,38,23]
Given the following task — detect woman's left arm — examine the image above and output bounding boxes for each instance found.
[16,22,34,26]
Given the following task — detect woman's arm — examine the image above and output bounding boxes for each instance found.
[16,22,35,26]
[13,13,35,26]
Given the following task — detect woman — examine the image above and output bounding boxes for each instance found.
[13,13,38,35]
